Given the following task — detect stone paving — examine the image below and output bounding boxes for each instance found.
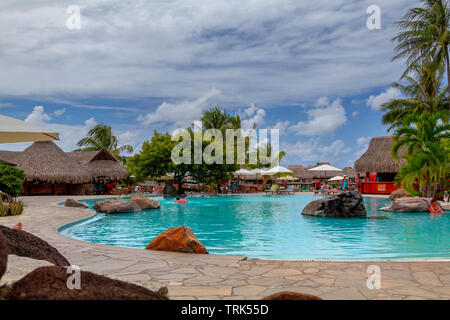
[0,195,449,300]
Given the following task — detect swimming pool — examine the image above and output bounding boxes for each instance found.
[59,195,450,261]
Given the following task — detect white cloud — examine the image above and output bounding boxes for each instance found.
[352,111,359,117]
[25,106,51,125]
[366,87,401,110]
[272,120,290,135]
[289,98,347,136]
[138,87,221,128]
[356,136,371,146]
[0,0,412,107]
[53,108,66,116]
[314,97,330,108]
[241,106,266,131]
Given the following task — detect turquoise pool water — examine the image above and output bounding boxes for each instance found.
[59,195,450,261]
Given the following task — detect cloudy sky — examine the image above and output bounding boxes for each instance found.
[0,0,420,168]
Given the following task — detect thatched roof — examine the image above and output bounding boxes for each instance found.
[288,163,356,180]
[67,149,127,181]
[354,136,406,173]
[18,142,92,184]
[0,142,128,183]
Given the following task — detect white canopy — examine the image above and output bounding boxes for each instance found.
[249,168,268,175]
[328,176,344,181]
[235,169,253,175]
[0,114,59,143]
[308,164,342,172]
[266,165,293,175]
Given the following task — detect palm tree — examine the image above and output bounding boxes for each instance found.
[392,0,450,93]
[391,111,450,197]
[201,107,240,131]
[75,124,133,162]
[381,62,448,130]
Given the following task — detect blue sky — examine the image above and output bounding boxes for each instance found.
[0,0,422,168]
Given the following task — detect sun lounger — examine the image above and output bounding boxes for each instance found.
[265,184,279,194]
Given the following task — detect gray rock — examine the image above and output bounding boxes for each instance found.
[380,197,431,212]
[129,194,161,209]
[64,199,88,208]
[389,189,410,200]
[93,200,141,214]
[301,191,367,217]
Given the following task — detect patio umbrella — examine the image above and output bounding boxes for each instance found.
[278,176,297,181]
[0,114,59,143]
[308,164,342,181]
[328,176,344,181]
[266,165,294,179]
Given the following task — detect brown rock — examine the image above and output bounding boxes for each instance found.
[261,291,322,300]
[146,226,208,254]
[302,191,366,217]
[4,266,168,300]
[0,233,7,280]
[93,199,141,214]
[0,225,69,267]
[380,197,431,212]
[130,194,161,210]
[64,199,88,208]
[389,189,410,200]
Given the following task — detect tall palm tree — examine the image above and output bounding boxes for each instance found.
[391,111,450,197]
[201,107,239,131]
[75,124,133,162]
[382,62,448,130]
[392,0,450,94]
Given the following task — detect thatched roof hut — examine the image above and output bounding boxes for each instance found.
[354,136,406,173]
[67,149,127,181]
[17,142,91,184]
[0,142,127,184]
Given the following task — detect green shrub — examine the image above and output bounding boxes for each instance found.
[0,164,26,196]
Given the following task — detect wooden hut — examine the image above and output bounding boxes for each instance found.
[354,136,406,194]
[0,141,128,195]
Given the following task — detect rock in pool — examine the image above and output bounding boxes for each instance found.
[380,197,431,212]
[93,199,141,214]
[146,226,208,254]
[389,188,410,200]
[129,194,161,210]
[64,199,88,208]
[301,191,366,217]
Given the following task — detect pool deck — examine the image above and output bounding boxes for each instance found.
[0,194,449,300]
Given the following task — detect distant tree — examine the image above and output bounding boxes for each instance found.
[75,124,133,163]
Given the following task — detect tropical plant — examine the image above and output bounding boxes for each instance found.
[75,124,133,162]
[391,111,450,197]
[392,0,450,92]
[200,107,242,132]
[0,164,26,197]
[381,62,448,130]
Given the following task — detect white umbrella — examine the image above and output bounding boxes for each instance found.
[266,165,293,175]
[328,176,344,181]
[308,164,342,181]
[0,114,59,143]
[235,169,253,175]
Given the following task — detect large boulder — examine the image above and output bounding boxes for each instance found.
[93,200,141,214]
[0,225,69,267]
[389,189,410,200]
[380,197,431,212]
[261,291,322,300]
[302,191,366,217]
[4,266,168,300]
[440,202,450,211]
[129,194,160,210]
[146,226,208,254]
[64,199,88,208]
[0,233,7,280]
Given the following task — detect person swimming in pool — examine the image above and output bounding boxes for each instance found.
[174,196,188,204]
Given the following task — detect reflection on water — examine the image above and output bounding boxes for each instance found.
[59,195,450,260]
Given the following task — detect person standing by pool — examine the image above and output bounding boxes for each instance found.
[342,175,348,191]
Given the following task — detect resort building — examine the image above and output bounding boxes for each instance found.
[354,136,405,194]
[288,163,356,183]
[0,141,127,195]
